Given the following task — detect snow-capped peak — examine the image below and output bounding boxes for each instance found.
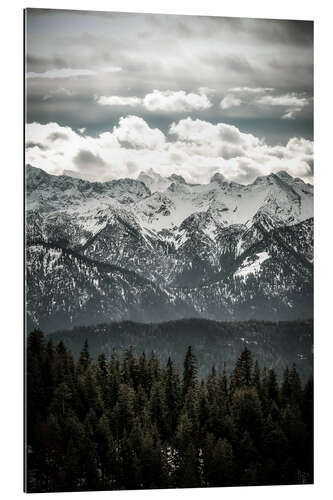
[210,172,227,184]
[168,173,186,184]
[275,170,293,181]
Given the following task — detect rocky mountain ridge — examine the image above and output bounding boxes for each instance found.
[26,165,313,331]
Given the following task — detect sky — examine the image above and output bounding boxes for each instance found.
[25,9,313,184]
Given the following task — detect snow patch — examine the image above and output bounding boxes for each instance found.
[234,251,271,279]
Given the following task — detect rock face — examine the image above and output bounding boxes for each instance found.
[26,165,313,331]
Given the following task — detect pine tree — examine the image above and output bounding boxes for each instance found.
[164,357,181,435]
[26,331,313,492]
[78,339,91,373]
[203,435,234,486]
[230,348,253,394]
[175,412,200,488]
[267,368,279,403]
[231,387,263,442]
[183,346,197,396]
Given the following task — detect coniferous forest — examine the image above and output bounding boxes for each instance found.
[26,330,313,492]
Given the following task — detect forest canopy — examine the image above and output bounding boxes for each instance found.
[26,330,313,492]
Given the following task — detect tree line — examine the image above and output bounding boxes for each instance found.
[26,330,313,492]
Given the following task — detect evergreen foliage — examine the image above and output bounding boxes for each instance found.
[26,330,313,492]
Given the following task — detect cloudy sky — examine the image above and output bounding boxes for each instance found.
[25,9,313,184]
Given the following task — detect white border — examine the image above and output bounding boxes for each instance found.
[1,1,332,499]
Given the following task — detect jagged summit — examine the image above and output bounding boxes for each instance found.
[26,161,313,330]
[26,164,151,211]
[276,170,293,180]
[168,173,186,184]
[27,163,313,231]
[210,172,227,184]
[28,164,309,189]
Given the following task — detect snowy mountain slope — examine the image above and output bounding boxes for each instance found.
[26,165,313,235]
[26,164,151,212]
[133,170,313,231]
[26,165,313,328]
[26,242,194,332]
[175,219,313,322]
[137,168,172,192]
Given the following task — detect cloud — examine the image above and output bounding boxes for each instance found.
[27,68,97,79]
[256,93,308,108]
[42,87,73,101]
[255,93,309,119]
[286,137,313,155]
[229,87,274,93]
[143,90,212,112]
[47,132,69,142]
[102,67,122,73]
[96,89,213,113]
[27,66,122,79]
[169,117,261,150]
[26,141,49,151]
[112,115,166,150]
[220,87,310,119]
[282,108,302,120]
[73,149,106,171]
[219,87,273,111]
[198,87,216,96]
[220,95,242,110]
[25,11,312,146]
[25,117,313,185]
[97,96,141,107]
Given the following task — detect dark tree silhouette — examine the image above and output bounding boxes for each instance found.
[26,333,314,492]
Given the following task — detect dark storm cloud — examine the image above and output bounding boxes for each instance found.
[250,19,313,46]
[164,15,313,47]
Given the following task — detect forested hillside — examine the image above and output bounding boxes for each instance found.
[26,330,313,492]
[49,318,313,381]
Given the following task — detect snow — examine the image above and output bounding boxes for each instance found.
[234,251,271,279]
[174,230,189,249]
[133,171,313,231]
[202,221,218,241]
[26,167,313,255]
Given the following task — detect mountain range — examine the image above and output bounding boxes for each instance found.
[26,165,313,332]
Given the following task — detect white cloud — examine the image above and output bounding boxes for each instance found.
[256,93,309,119]
[286,137,313,155]
[282,108,302,120]
[220,88,309,119]
[229,87,274,94]
[98,96,142,107]
[220,87,274,110]
[220,95,242,110]
[143,90,212,112]
[27,68,97,79]
[256,93,308,108]
[102,67,122,73]
[25,117,313,185]
[112,115,166,150]
[96,89,213,112]
[27,66,122,79]
[169,117,261,151]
